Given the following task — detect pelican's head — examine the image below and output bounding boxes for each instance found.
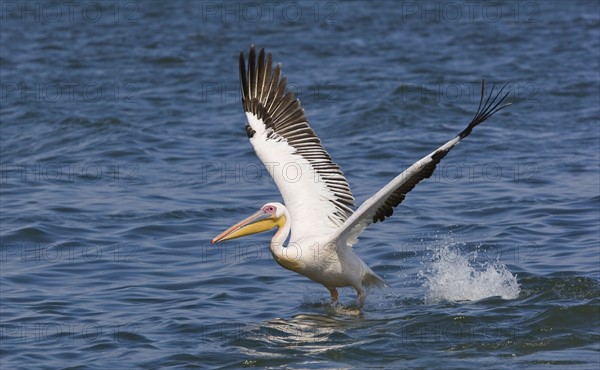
[211,202,287,244]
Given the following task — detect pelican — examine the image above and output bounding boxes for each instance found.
[211,46,511,307]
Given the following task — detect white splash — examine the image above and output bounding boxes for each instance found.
[419,242,520,303]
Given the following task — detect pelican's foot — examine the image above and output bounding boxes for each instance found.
[328,287,339,305]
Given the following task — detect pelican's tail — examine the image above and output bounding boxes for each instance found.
[363,270,388,289]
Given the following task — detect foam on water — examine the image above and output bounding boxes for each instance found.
[419,240,520,303]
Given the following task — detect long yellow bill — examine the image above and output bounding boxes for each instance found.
[211,210,278,244]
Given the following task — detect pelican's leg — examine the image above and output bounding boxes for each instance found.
[328,287,339,304]
[355,288,366,308]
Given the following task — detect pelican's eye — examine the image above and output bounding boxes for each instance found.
[262,205,276,214]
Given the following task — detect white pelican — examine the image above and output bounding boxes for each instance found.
[211,46,511,307]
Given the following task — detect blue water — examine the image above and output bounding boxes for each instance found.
[1,1,599,368]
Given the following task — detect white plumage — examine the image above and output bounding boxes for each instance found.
[211,46,511,307]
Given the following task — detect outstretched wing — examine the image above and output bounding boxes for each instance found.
[240,46,354,241]
[330,81,511,247]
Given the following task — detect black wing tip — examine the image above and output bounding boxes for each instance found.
[240,45,269,111]
[240,49,248,111]
[238,45,356,215]
[458,79,512,140]
[244,45,267,61]
[373,213,386,223]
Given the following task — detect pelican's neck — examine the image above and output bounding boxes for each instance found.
[270,208,291,258]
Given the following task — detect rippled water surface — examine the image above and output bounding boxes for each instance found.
[1,1,599,369]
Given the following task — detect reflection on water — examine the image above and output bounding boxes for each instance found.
[237,313,363,358]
